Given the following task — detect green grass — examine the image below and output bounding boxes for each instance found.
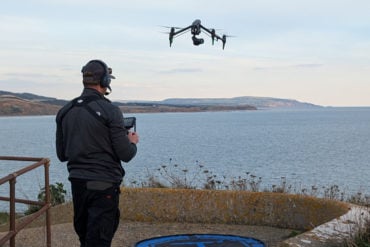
[0,212,9,225]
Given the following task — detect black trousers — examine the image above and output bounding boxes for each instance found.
[71,180,121,247]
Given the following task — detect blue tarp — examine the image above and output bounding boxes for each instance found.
[135,234,265,247]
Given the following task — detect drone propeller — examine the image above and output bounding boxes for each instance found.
[223,34,236,38]
[160,25,183,29]
[222,34,236,49]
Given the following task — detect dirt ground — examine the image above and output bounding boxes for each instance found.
[1,220,294,247]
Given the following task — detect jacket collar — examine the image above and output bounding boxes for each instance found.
[81,88,105,98]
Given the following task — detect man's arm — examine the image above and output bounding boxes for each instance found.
[55,115,67,162]
[110,107,138,162]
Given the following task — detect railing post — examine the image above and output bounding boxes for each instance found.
[9,177,16,247]
[44,159,51,247]
[0,157,52,246]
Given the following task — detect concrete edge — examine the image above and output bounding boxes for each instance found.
[280,204,370,247]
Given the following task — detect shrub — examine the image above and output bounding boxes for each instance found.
[25,182,66,215]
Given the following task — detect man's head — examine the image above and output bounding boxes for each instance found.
[81,60,115,95]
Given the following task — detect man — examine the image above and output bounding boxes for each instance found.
[56,59,139,247]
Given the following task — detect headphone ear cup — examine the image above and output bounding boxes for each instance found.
[82,60,111,88]
[100,75,110,88]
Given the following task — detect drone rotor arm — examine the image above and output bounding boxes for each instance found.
[172,26,192,36]
[173,28,191,38]
[200,25,213,35]
[213,33,223,40]
[168,26,191,47]
[200,25,224,44]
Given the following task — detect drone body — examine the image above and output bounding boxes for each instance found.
[168,19,228,49]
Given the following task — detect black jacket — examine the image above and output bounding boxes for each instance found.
[56,88,137,183]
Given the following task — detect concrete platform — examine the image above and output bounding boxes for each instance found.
[281,204,370,247]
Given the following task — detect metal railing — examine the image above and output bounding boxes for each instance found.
[0,156,51,247]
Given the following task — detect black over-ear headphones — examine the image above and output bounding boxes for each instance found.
[81,59,112,89]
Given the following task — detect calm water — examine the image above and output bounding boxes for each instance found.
[0,108,369,211]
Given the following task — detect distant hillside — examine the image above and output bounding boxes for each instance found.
[0,90,320,116]
[0,94,61,116]
[116,102,257,113]
[0,90,67,106]
[160,96,321,109]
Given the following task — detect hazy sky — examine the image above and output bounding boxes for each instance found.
[1,0,369,106]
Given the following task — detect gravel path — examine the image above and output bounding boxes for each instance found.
[1,221,294,247]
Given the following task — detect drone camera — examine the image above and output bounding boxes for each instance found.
[192,36,204,46]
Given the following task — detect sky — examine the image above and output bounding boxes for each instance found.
[0,0,370,106]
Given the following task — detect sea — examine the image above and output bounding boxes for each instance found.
[0,107,369,211]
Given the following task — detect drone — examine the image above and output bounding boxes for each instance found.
[165,19,230,49]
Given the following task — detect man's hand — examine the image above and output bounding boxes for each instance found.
[128,132,139,144]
